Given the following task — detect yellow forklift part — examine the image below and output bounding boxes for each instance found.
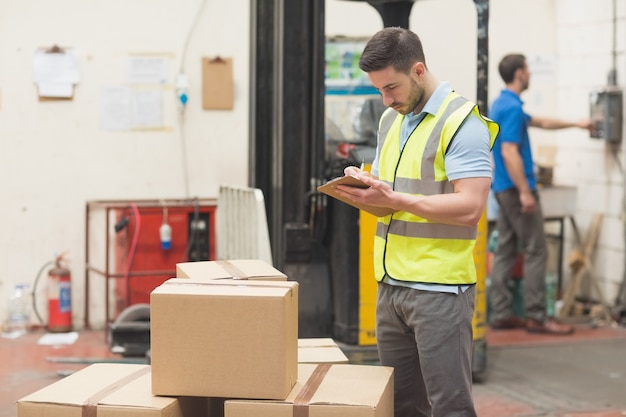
[359,206,378,345]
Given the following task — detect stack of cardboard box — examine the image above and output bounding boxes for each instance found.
[17,259,393,417]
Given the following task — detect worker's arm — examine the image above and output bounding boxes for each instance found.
[529,116,592,130]
[335,174,491,227]
[501,141,536,213]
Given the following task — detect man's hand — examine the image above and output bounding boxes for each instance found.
[578,118,594,130]
[344,165,363,177]
[335,171,393,209]
[519,190,536,214]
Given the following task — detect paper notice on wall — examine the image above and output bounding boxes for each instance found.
[99,86,163,130]
[33,48,80,98]
[128,55,170,84]
[130,88,163,129]
[100,86,131,130]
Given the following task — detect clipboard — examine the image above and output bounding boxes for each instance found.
[317,176,395,217]
[202,56,234,110]
[35,44,77,101]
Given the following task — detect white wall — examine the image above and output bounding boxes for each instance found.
[0,0,250,329]
[554,0,626,301]
[0,0,623,330]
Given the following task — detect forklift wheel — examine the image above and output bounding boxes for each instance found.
[110,304,151,357]
[114,303,150,324]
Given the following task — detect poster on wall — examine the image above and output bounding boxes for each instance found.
[325,37,381,150]
[325,37,376,96]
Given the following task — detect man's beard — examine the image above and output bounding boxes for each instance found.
[394,79,423,115]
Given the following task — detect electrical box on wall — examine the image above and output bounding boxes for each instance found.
[590,86,623,143]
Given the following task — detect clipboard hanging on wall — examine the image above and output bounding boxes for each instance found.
[33,44,80,101]
[202,56,234,110]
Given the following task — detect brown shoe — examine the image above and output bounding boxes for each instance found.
[490,316,527,330]
[526,318,574,335]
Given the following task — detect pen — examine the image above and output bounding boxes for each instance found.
[360,159,365,171]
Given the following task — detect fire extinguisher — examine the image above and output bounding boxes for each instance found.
[47,255,73,333]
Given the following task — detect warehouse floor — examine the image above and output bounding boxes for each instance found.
[2,322,626,417]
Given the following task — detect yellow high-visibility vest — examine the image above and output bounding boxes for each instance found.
[374,91,499,285]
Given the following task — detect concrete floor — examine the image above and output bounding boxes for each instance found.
[475,325,626,417]
[2,323,626,417]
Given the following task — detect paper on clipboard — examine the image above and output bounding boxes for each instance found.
[317,176,395,217]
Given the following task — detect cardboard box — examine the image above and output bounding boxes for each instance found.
[224,363,394,417]
[150,278,299,399]
[17,363,205,417]
[176,259,287,281]
[298,338,349,363]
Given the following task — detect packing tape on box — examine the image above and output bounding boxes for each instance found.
[81,366,151,417]
[215,260,250,279]
[293,364,331,417]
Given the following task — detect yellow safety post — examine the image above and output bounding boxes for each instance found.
[358,204,378,345]
[472,209,489,381]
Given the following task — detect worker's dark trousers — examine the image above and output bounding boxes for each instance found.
[490,188,548,322]
[376,283,477,417]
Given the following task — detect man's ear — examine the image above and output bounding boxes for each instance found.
[412,62,425,77]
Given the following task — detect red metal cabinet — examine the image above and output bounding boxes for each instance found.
[84,199,217,331]
[114,205,216,313]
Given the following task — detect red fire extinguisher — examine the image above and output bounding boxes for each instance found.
[48,256,73,333]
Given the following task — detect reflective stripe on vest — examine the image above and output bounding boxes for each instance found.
[373,91,499,285]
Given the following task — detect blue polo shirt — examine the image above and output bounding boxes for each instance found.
[490,89,536,193]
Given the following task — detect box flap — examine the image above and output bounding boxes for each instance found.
[227,364,393,409]
[298,347,349,364]
[176,259,287,280]
[297,338,348,363]
[308,364,392,407]
[17,364,167,409]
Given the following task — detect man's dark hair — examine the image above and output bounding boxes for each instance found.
[359,27,426,74]
[498,54,526,84]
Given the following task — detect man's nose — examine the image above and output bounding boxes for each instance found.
[381,93,394,107]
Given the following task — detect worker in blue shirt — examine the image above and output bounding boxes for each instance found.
[489,53,592,334]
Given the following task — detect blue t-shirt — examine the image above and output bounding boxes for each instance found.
[489,89,536,193]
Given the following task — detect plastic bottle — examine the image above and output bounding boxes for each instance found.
[160,222,172,250]
[6,283,31,336]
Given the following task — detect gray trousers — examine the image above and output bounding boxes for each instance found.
[490,188,547,322]
[376,283,477,417]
